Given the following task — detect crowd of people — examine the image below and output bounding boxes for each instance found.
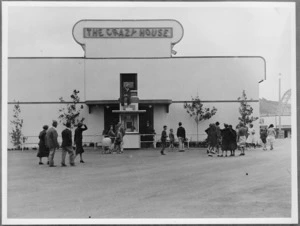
[36,119,278,166]
[159,121,277,157]
[204,121,277,157]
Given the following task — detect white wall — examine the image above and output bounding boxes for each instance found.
[7,104,103,148]
[8,58,84,102]
[7,57,264,148]
[154,102,260,142]
[85,57,265,101]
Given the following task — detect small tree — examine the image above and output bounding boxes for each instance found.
[9,101,27,149]
[237,90,258,125]
[58,90,85,128]
[184,96,217,145]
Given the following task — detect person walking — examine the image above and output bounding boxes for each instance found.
[177,122,186,152]
[237,122,247,156]
[61,121,75,167]
[160,125,167,155]
[46,120,60,167]
[37,125,50,165]
[267,124,277,150]
[74,122,88,163]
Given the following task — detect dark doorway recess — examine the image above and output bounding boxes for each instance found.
[104,104,119,134]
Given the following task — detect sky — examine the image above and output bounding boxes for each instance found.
[5,2,295,102]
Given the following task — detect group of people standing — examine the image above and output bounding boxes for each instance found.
[205,121,277,157]
[37,120,88,167]
[160,122,186,155]
[103,122,125,154]
[205,122,238,157]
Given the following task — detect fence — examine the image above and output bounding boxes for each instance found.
[9,133,209,150]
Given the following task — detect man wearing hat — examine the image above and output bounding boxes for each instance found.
[74,122,88,163]
[46,120,60,167]
[61,121,75,166]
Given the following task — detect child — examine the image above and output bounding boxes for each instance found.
[260,128,268,151]
[267,124,276,150]
[169,128,175,150]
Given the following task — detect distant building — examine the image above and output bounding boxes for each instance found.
[7,20,265,148]
[259,98,291,138]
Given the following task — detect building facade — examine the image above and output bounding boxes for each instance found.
[7,20,265,148]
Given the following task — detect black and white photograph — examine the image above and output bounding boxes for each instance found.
[1,1,297,224]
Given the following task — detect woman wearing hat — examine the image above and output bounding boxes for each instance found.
[74,122,88,163]
[37,125,50,165]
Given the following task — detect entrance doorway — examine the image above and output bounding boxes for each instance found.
[139,104,154,148]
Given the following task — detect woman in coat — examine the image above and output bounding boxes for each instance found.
[207,123,218,157]
[74,122,88,163]
[37,125,50,165]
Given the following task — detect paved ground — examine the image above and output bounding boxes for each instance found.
[7,139,291,219]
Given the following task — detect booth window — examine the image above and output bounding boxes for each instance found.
[121,114,138,133]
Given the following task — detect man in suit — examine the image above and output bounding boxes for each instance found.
[61,121,75,167]
[46,120,60,167]
[177,122,186,152]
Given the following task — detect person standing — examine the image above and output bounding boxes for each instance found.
[228,125,237,156]
[115,127,123,154]
[205,125,212,154]
[246,123,256,149]
[74,122,88,163]
[108,125,116,152]
[169,128,175,150]
[260,127,268,151]
[215,122,222,155]
[267,124,277,150]
[61,122,75,167]
[160,125,167,155]
[37,125,50,165]
[177,122,186,152]
[237,122,247,156]
[116,122,125,153]
[220,124,231,157]
[207,123,218,157]
[46,120,60,167]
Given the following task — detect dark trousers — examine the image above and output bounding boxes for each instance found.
[161,141,166,153]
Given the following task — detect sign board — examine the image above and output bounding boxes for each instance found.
[83,27,173,38]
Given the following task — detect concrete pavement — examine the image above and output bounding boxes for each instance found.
[7,139,292,218]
